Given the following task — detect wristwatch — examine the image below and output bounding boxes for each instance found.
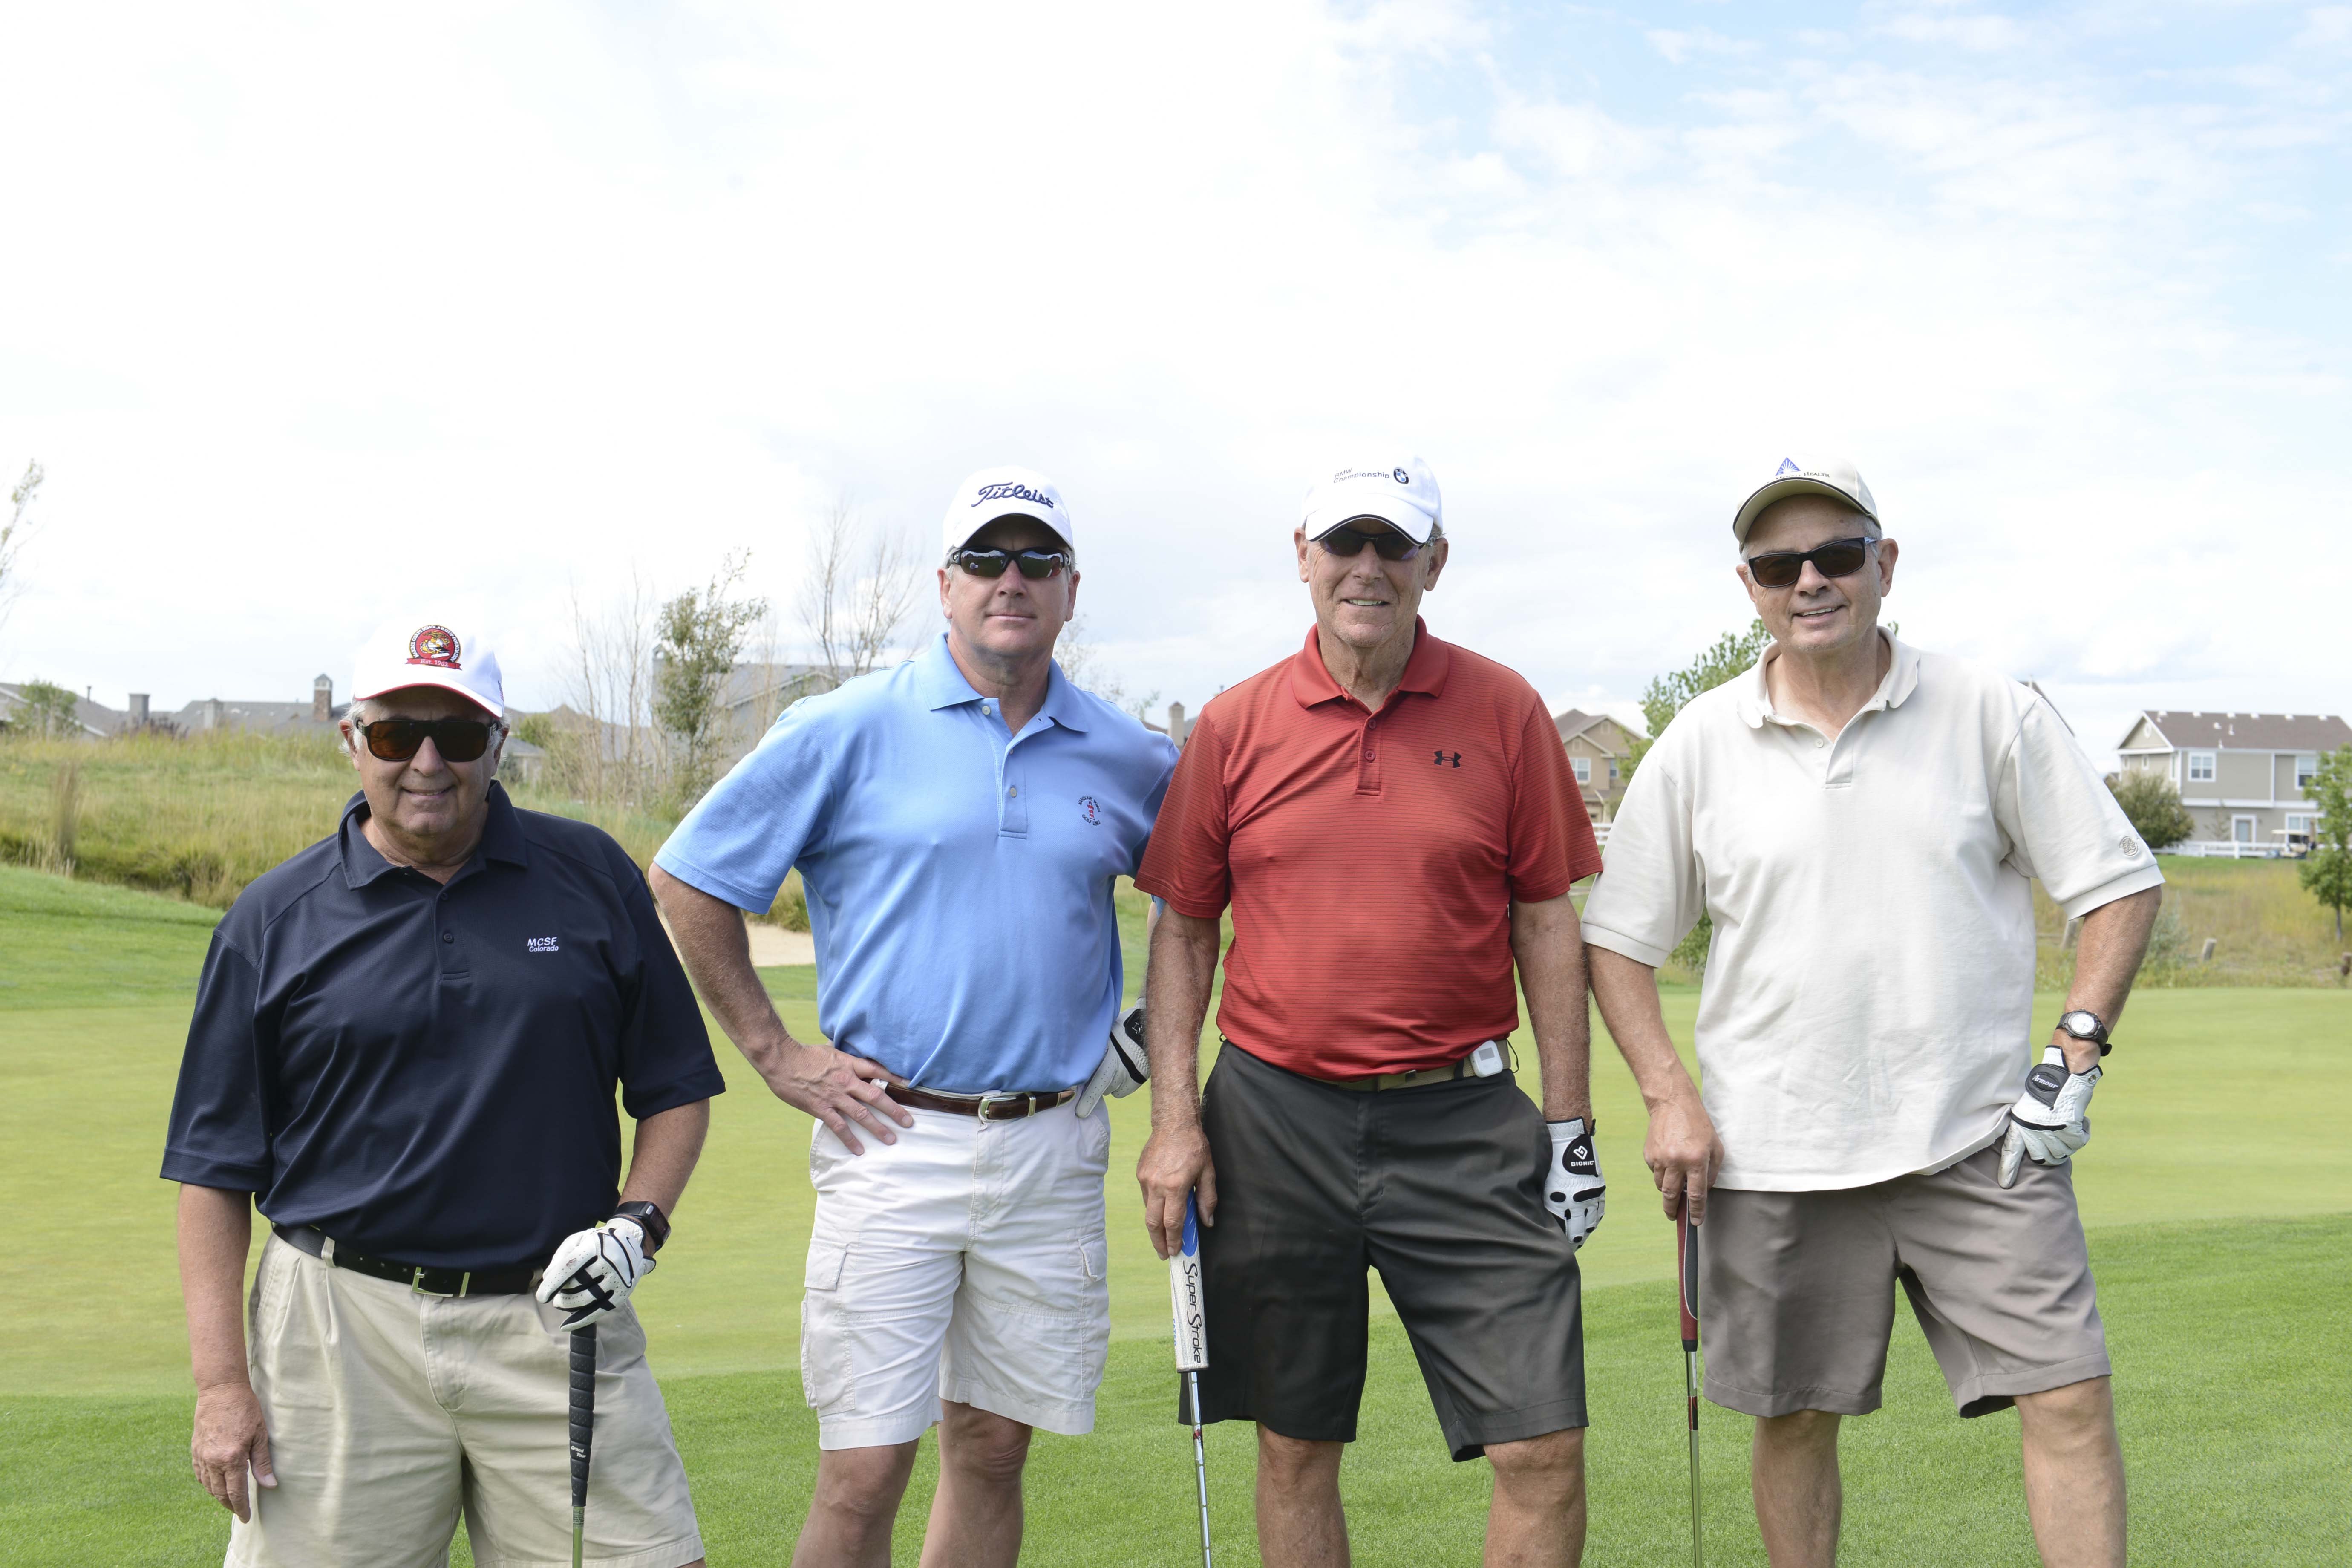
[612,1200,671,1254]
[2054,1010,2112,1057]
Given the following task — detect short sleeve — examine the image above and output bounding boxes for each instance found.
[160,931,273,1190]
[1134,712,1234,919]
[654,698,844,912]
[1997,698,2166,919]
[612,854,728,1121]
[1580,746,1705,970]
[1506,699,1600,902]
[1122,732,1182,878]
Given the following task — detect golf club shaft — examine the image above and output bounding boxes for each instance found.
[570,1325,597,1568]
[1189,1369,1213,1568]
[1678,1200,1702,1568]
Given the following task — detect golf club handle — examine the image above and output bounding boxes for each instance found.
[1677,1201,1700,1350]
[569,1326,597,1509]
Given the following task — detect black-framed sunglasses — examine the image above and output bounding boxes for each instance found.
[1744,536,1875,588]
[950,548,1072,580]
[354,717,498,763]
[1316,523,1422,562]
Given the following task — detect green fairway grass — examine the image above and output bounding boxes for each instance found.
[4,866,2349,1562]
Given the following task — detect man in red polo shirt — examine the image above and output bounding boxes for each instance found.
[1136,456,1605,1568]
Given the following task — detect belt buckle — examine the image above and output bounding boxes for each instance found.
[411,1268,470,1299]
[976,1092,1023,1123]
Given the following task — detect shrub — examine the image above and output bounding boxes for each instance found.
[2110,770,2195,850]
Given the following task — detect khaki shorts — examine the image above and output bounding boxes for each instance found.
[227,1236,703,1568]
[1700,1145,2110,1420]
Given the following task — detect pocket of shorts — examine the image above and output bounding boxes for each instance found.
[249,1239,296,1346]
[1075,1232,1108,1286]
[806,1229,849,1293]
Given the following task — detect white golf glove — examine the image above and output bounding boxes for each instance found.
[1074,1000,1150,1119]
[1545,1117,1606,1249]
[537,1216,654,1329]
[1997,1047,2100,1188]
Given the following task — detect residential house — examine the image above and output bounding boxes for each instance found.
[0,682,124,737]
[2115,710,2352,853]
[1553,709,1637,823]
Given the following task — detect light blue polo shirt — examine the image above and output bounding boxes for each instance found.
[654,634,1179,1093]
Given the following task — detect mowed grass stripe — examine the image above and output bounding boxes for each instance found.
[6,1216,2345,1567]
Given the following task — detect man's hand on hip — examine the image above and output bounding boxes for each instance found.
[1137,1121,1217,1261]
[1999,1046,2098,1188]
[758,1039,914,1154]
[191,1380,275,1522]
[538,1217,655,1329]
[1644,1082,1725,1225]
[1545,1117,1606,1249]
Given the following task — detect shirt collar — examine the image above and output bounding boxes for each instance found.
[914,632,1092,733]
[1738,628,1919,730]
[1287,617,1452,712]
[339,780,529,888]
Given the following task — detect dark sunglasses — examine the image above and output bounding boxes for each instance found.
[1744,536,1874,588]
[951,548,1071,580]
[1316,524,1422,562]
[355,717,498,763]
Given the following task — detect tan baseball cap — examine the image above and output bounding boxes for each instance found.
[1732,457,1879,544]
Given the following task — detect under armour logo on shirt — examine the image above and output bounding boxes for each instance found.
[1433,750,1461,768]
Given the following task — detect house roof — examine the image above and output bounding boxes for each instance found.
[169,698,346,733]
[1553,708,1632,754]
[0,683,121,737]
[2121,711,2352,752]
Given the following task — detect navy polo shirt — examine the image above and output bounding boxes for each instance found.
[161,783,725,1271]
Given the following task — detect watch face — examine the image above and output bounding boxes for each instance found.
[2059,1011,2100,1037]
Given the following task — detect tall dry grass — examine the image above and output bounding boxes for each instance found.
[2033,856,2350,989]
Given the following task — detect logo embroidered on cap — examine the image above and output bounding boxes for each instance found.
[973,481,1056,510]
[1079,795,1102,825]
[527,936,559,953]
[1775,458,1801,476]
[1392,467,1409,484]
[406,625,463,669]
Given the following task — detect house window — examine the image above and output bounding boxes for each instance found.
[2188,752,2216,783]
[2296,755,2319,790]
[1572,756,1592,785]
[2231,816,2255,844]
[2285,815,2312,835]
[1608,759,1620,784]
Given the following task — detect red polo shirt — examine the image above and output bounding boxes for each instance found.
[1137,621,1599,1078]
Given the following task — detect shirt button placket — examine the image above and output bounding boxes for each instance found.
[1358,715,1380,795]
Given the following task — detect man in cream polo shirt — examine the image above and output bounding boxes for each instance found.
[1584,459,2161,1568]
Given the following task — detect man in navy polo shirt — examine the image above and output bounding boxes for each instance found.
[165,620,724,1568]
[652,465,1177,1568]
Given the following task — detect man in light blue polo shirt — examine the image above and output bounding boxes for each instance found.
[651,464,1176,1568]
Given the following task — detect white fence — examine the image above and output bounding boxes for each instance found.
[2168,839,2288,860]
[1591,822,1611,850]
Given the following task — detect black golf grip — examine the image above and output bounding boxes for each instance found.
[569,1326,597,1510]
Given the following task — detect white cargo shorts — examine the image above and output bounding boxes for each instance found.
[801,1098,1113,1449]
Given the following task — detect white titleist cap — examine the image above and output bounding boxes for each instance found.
[1300,455,1442,545]
[1732,457,1879,544]
[351,620,505,718]
[943,465,1074,556]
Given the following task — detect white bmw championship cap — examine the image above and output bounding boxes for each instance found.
[1300,455,1443,545]
[351,620,506,718]
[1731,457,1879,544]
[943,465,1074,555]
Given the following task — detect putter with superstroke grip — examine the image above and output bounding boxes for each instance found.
[1678,1196,1703,1568]
[1170,1192,1213,1568]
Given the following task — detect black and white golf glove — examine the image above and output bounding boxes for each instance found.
[1545,1117,1606,1250]
[1997,1046,2099,1188]
[537,1216,655,1329]
[1075,1000,1150,1119]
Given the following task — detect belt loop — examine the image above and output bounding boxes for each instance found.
[320,1235,337,1267]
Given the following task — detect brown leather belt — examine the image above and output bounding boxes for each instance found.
[884,1085,1077,1122]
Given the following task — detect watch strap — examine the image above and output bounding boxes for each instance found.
[613,1200,670,1254]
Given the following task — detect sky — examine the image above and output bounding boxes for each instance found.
[3,0,2346,761]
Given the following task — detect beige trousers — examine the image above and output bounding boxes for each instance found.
[227,1235,703,1568]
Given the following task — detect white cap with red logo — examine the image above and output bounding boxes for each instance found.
[1300,455,1443,545]
[351,620,506,718]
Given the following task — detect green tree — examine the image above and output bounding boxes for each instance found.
[1623,619,1772,977]
[654,552,769,810]
[2109,770,2195,850]
[2297,745,2352,942]
[10,677,80,738]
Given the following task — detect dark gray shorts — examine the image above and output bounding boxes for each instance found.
[1193,1043,1586,1461]
[1701,1145,2110,1420]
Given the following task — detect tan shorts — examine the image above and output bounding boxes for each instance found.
[1700,1145,2110,1420]
[227,1236,703,1568]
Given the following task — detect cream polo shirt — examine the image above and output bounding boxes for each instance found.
[1582,634,2163,1192]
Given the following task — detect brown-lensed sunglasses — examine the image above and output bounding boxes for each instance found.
[354,717,498,763]
[1744,536,1875,588]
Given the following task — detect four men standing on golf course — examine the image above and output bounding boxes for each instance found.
[652,467,1178,1568]
[166,454,2160,1567]
[164,621,722,1568]
[1586,458,2161,1568]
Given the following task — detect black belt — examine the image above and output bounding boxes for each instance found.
[884,1084,1076,1121]
[273,1224,539,1298]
